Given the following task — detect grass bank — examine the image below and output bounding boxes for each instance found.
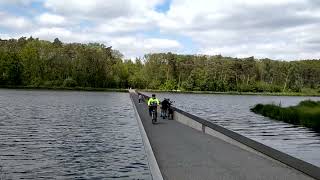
[251,100,320,132]
[0,85,128,92]
[140,89,320,97]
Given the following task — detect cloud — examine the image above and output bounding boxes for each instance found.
[44,0,164,20]
[37,0,173,58]
[1,0,320,60]
[16,27,181,59]
[111,37,181,58]
[42,0,165,36]
[0,0,178,59]
[37,13,66,26]
[160,0,316,32]
[95,17,154,34]
[32,27,75,41]
[159,0,320,59]
[0,12,31,30]
[0,0,34,6]
[44,0,132,20]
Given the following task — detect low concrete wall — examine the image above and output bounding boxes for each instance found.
[175,112,203,132]
[138,92,320,180]
[129,90,163,180]
[175,108,286,163]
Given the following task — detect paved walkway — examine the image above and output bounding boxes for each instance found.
[130,92,314,180]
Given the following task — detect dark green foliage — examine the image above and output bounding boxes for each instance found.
[0,51,23,85]
[53,38,62,47]
[298,100,320,107]
[160,80,177,90]
[141,53,320,93]
[251,100,320,132]
[0,37,126,88]
[43,80,63,87]
[63,77,77,87]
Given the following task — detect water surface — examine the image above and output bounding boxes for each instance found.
[0,89,150,179]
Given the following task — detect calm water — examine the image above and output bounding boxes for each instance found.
[0,90,151,180]
[144,92,320,167]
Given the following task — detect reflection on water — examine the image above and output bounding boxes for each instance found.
[0,90,151,179]
[146,92,320,167]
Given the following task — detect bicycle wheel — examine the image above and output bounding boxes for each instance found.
[162,109,166,119]
[168,110,173,120]
[152,111,156,124]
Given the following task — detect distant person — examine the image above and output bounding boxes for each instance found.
[148,94,160,117]
[161,98,170,118]
[138,94,143,103]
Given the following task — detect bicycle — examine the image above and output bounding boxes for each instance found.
[167,107,173,120]
[161,100,174,120]
[150,102,158,124]
[167,101,174,120]
[161,108,167,119]
[151,108,157,124]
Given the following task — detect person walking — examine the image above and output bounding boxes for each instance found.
[138,94,142,103]
[161,98,170,118]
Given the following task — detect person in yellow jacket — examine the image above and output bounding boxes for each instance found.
[148,94,160,117]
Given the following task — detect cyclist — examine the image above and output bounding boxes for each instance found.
[148,94,160,117]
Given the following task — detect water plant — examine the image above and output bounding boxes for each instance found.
[251,100,320,132]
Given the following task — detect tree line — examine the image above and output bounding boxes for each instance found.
[0,37,126,88]
[0,37,319,93]
[139,53,320,93]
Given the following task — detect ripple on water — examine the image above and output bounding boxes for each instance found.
[0,90,151,179]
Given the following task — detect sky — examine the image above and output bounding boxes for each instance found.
[0,0,320,60]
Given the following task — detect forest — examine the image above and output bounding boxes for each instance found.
[0,37,320,94]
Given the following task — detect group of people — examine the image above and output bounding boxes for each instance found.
[138,94,173,120]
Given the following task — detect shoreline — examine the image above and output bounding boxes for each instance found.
[140,89,320,97]
[1,86,319,96]
[0,86,128,92]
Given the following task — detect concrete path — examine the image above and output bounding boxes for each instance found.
[130,92,315,180]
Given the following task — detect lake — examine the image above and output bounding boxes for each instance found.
[0,89,151,180]
[143,92,320,167]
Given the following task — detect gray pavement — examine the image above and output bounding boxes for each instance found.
[130,92,315,180]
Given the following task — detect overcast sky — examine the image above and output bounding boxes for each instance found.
[0,0,320,60]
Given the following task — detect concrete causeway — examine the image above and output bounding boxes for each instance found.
[130,91,316,180]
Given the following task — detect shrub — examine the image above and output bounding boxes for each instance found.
[298,100,320,107]
[43,80,63,87]
[237,84,253,92]
[181,81,193,91]
[147,79,161,89]
[30,77,42,87]
[251,104,264,112]
[62,77,77,87]
[160,80,177,90]
[251,100,320,132]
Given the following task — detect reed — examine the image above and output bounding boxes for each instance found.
[251,100,320,132]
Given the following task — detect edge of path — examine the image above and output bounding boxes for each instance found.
[129,90,164,180]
